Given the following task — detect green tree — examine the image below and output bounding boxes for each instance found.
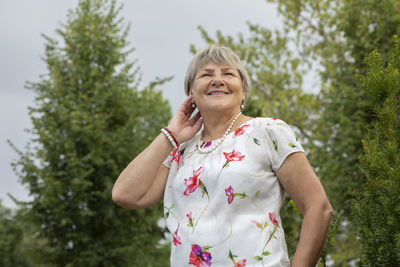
[10,0,171,266]
[267,0,400,220]
[0,201,31,267]
[264,0,400,264]
[353,37,400,266]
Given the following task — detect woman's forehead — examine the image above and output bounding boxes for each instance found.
[198,62,236,72]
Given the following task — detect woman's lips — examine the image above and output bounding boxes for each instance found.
[208,91,229,95]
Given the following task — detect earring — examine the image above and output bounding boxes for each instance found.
[192,102,196,108]
[240,102,244,110]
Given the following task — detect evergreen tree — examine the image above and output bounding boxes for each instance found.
[0,201,31,267]
[267,0,400,220]
[353,36,400,266]
[10,0,171,265]
[264,0,400,264]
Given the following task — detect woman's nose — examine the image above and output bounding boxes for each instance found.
[211,77,224,87]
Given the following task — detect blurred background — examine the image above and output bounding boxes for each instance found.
[1,0,399,266]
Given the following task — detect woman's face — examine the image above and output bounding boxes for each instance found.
[191,62,245,113]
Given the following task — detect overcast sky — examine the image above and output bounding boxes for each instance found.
[0,0,282,208]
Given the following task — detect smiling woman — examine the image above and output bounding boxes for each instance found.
[112,45,332,267]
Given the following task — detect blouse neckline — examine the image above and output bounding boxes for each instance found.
[197,117,259,144]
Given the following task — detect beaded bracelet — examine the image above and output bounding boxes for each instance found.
[161,128,179,149]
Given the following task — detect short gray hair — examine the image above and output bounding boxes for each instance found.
[184,45,250,98]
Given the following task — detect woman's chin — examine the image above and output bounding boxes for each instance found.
[199,104,239,114]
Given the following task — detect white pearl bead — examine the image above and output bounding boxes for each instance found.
[197,111,241,154]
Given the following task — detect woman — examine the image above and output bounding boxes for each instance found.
[112,46,332,267]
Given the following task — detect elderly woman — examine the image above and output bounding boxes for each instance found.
[112,46,332,267]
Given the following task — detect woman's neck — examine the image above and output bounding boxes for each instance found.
[200,109,244,141]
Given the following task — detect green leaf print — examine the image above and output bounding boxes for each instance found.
[254,256,263,261]
[253,138,261,146]
[273,140,278,151]
[262,251,271,256]
[288,142,297,148]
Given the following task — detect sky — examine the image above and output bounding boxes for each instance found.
[0,0,283,208]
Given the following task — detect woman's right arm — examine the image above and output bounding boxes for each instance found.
[112,96,202,209]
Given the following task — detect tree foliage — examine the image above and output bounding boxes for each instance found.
[267,0,400,219]
[264,0,400,264]
[0,201,31,267]
[10,0,171,265]
[353,37,400,266]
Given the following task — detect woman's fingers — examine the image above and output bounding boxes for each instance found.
[189,111,201,126]
[178,95,193,113]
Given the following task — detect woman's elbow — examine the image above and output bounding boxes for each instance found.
[323,200,333,220]
[112,187,141,210]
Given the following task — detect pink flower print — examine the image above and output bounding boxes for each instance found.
[187,212,194,228]
[235,259,247,267]
[184,167,203,196]
[229,250,247,266]
[271,117,277,120]
[225,185,248,205]
[172,223,182,246]
[216,150,245,181]
[251,220,263,229]
[225,186,234,204]
[189,244,212,267]
[200,141,212,148]
[263,212,279,251]
[269,212,278,227]
[171,146,184,167]
[223,150,245,163]
[234,124,250,136]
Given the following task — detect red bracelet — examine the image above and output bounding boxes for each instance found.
[163,127,179,148]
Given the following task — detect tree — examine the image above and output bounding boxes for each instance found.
[267,0,400,220]
[10,0,171,265]
[263,0,400,264]
[0,201,31,267]
[353,36,400,266]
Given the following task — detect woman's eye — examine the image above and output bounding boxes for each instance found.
[225,72,234,76]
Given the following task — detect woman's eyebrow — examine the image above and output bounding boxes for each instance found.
[199,69,215,72]
[221,67,235,71]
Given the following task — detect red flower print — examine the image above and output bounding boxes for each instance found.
[189,244,212,267]
[229,250,247,266]
[234,124,250,136]
[235,259,247,267]
[251,220,263,229]
[271,117,277,120]
[184,167,203,196]
[223,150,245,163]
[171,147,184,167]
[225,186,234,204]
[187,212,194,228]
[172,223,182,246]
[269,212,278,226]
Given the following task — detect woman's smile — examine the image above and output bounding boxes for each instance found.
[191,62,245,111]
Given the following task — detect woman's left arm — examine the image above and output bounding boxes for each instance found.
[276,152,333,267]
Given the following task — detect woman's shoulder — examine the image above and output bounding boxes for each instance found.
[245,116,289,130]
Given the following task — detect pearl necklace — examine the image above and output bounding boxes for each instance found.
[196,111,242,154]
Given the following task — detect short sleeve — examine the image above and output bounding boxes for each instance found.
[264,118,305,171]
[162,153,173,168]
[162,145,185,169]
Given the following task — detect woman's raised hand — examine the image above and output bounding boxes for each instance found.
[167,96,203,144]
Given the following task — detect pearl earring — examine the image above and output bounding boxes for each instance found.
[240,103,244,110]
[192,103,196,108]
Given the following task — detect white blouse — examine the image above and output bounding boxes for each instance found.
[163,117,304,267]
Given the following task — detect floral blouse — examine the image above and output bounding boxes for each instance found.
[163,117,304,267]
